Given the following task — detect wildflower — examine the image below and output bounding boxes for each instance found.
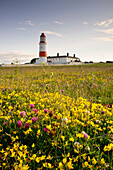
[62,118,68,124]
[25,123,30,129]
[54,115,57,119]
[101,158,105,164]
[20,111,26,117]
[73,142,80,148]
[85,146,90,151]
[3,122,7,125]
[32,143,35,148]
[32,117,37,123]
[92,157,97,165]
[33,108,38,114]
[82,131,89,139]
[29,104,34,108]
[17,120,23,128]
[62,90,64,93]
[96,120,101,124]
[3,88,5,92]
[93,83,98,87]
[49,111,53,117]
[44,109,49,113]
[101,110,105,114]
[43,128,49,132]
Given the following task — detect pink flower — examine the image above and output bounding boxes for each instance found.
[93,83,98,87]
[32,117,38,123]
[54,116,57,119]
[82,131,89,139]
[101,110,105,114]
[17,120,23,128]
[25,123,30,129]
[3,88,5,92]
[44,109,49,113]
[20,111,26,117]
[29,104,35,108]
[43,128,49,132]
[33,108,38,114]
[4,122,7,125]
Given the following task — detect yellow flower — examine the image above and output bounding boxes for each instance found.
[101,158,105,164]
[92,157,97,165]
[63,158,67,164]
[69,137,74,142]
[32,143,35,148]
[61,136,65,141]
[36,157,40,163]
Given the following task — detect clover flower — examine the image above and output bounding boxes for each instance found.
[54,116,57,119]
[25,123,30,129]
[44,109,49,113]
[82,131,89,139]
[73,142,80,148]
[33,108,38,114]
[29,104,35,108]
[3,88,5,92]
[4,122,7,125]
[32,117,37,123]
[101,110,105,114]
[62,118,68,124]
[20,111,26,117]
[43,128,49,132]
[17,120,23,128]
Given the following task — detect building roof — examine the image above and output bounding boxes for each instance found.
[47,56,80,59]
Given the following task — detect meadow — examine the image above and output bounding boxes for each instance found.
[0,63,113,169]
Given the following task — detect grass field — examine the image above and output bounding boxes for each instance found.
[0,63,113,169]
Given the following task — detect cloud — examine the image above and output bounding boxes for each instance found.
[25,20,34,26]
[16,27,27,31]
[94,19,113,27]
[83,22,88,25]
[97,28,113,34]
[0,51,34,64]
[54,21,63,25]
[41,31,63,37]
[93,37,113,42]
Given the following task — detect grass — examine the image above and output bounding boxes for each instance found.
[0,63,113,169]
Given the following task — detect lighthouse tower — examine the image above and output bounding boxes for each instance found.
[38,33,47,64]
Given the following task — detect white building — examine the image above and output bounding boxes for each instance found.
[47,53,80,64]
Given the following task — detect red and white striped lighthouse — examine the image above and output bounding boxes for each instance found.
[39,33,47,63]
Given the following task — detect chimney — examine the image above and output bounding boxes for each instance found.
[57,53,59,57]
[73,54,75,58]
[67,53,69,56]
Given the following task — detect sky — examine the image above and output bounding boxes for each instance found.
[0,0,113,64]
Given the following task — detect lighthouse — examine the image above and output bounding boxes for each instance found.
[36,33,47,64]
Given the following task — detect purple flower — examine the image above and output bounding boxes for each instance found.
[29,104,35,108]
[54,116,57,119]
[43,128,49,132]
[25,123,30,129]
[33,108,38,114]
[4,122,7,125]
[8,87,11,90]
[82,131,89,139]
[20,111,26,117]
[44,109,49,113]
[32,117,37,123]
[62,90,64,93]
[17,120,23,128]
[3,88,5,92]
